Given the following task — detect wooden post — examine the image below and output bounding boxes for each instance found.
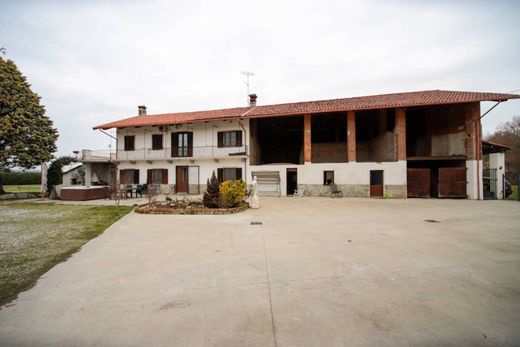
[304,114,312,163]
[347,111,356,162]
[395,108,406,161]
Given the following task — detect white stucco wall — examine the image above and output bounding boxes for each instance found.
[118,158,247,186]
[115,119,250,160]
[466,160,483,200]
[250,161,407,196]
[489,153,506,199]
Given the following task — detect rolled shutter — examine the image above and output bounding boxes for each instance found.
[236,168,242,180]
[236,131,242,147]
[217,168,224,182]
[217,132,224,148]
[133,169,140,184]
[147,169,152,184]
[162,169,168,184]
[171,133,178,157]
[187,132,193,157]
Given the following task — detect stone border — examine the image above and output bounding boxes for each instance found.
[135,202,249,215]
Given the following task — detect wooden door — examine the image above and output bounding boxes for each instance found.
[370,170,384,198]
[176,166,189,193]
[438,167,466,198]
[407,168,430,198]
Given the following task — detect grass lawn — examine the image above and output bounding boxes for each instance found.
[0,203,133,306]
[3,184,41,193]
[507,185,518,201]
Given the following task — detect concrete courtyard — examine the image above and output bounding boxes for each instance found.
[0,197,519,346]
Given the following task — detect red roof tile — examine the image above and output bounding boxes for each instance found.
[93,90,520,129]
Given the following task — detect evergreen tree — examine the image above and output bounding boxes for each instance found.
[0,57,58,194]
[203,171,220,208]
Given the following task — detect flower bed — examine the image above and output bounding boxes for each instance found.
[135,200,248,215]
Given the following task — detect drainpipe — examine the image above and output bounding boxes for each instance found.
[239,120,248,185]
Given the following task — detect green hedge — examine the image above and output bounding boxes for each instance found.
[0,171,41,185]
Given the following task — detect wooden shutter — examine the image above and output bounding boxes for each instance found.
[217,132,224,148]
[236,168,242,180]
[147,169,152,184]
[217,168,224,182]
[171,133,178,157]
[133,169,140,184]
[162,169,168,184]
[187,132,193,157]
[236,131,242,147]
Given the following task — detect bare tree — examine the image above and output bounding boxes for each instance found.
[486,116,520,184]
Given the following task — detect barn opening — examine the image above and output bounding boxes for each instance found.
[356,109,395,162]
[250,116,303,165]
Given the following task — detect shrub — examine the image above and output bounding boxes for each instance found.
[47,156,77,192]
[203,171,220,208]
[0,171,41,185]
[219,180,245,208]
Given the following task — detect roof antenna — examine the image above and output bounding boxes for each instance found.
[241,71,255,105]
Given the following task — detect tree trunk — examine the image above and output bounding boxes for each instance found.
[0,174,5,195]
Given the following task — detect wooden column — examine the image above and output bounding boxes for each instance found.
[394,108,407,161]
[304,114,312,163]
[347,111,356,162]
[465,102,481,160]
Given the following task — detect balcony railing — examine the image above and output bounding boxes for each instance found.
[82,146,248,162]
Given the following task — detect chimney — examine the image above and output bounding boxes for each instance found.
[249,94,257,107]
[138,105,147,116]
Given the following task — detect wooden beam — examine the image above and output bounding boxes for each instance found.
[395,108,406,161]
[304,114,312,163]
[347,111,356,162]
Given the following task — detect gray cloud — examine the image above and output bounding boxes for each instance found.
[1,0,519,156]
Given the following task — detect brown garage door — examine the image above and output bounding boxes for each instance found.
[438,167,467,198]
[407,168,430,198]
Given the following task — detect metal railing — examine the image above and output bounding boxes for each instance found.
[81,146,248,161]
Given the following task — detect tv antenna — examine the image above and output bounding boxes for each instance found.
[0,47,6,56]
[240,71,255,97]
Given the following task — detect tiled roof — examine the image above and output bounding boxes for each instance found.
[93,90,520,129]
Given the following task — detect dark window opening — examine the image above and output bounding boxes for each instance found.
[124,136,135,151]
[120,169,139,184]
[147,169,168,184]
[218,131,242,148]
[152,134,163,150]
[217,168,242,182]
[356,109,394,162]
[323,171,334,185]
[171,132,193,157]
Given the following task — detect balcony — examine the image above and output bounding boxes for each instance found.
[81,146,248,162]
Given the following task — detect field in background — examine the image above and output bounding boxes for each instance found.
[0,203,133,305]
[3,185,41,193]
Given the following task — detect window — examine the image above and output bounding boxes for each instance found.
[323,171,334,185]
[171,132,192,157]
[120,169,139,184]
[217,168,242,182]
[152,134,163,150]
[218,131,242,148]
[124,136,135,151]
[147,169,168,184]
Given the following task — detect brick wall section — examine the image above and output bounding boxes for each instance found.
[347,111,356,162]
[465,102,481,160]
[394,108,407,161]
[304,114,312,163]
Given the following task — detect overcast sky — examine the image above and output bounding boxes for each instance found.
[1,0,519,156]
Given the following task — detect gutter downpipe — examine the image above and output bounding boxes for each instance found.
[239,120,248,185]
[239,106,256,186]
